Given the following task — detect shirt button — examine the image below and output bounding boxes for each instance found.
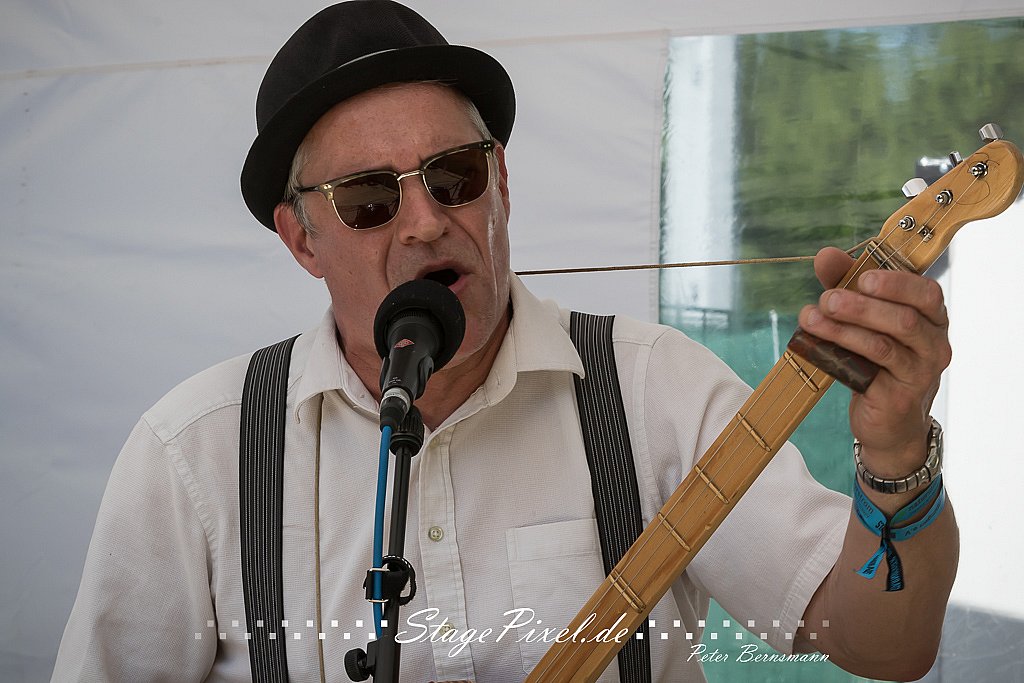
[427,526,445,542]
[439,623,456,635]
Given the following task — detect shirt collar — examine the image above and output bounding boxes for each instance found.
[502,273,585,376]
[292,308,371,421]
[292,273,585,422]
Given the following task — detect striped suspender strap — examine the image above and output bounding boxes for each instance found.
[238,317,649,682]
[569,312,653,683]
[240,335,298,683]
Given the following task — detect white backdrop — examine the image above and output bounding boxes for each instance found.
[2,1,1021,680]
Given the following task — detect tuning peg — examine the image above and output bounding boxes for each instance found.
[948,151,963,166]
[979,123,1003,142]
[902,177,928,198]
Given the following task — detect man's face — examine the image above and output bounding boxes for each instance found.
[277,83,512,378]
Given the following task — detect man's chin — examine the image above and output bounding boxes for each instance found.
[471,305,512,359]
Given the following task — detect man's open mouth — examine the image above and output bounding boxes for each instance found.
[422,268,460,287]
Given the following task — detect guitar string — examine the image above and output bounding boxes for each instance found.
[517,255,817,277]
[513,243,874,277]
[532,168,983,681]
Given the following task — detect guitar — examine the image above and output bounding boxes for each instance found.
[519,125,1024,682]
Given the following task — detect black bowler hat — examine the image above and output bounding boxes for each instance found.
[240,0,516,231]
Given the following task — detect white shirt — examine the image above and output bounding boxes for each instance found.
[53,275,849,682]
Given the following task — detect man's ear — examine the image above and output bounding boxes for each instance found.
[274,202,324,279]
[493,142,510,218]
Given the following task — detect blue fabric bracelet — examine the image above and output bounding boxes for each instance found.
[854,474,945,591]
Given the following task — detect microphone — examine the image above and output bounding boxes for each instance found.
[373,279,466,431]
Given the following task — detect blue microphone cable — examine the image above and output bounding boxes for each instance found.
[372,425,393,638]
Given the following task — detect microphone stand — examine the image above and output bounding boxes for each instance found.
[346,406,424,683]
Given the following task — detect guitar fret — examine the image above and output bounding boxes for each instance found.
[608,569,646,613]
[783,350,820,393]
[693,464,730,504]
[656,511,691,552]
[737,414,771,452]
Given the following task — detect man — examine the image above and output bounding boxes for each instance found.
[53,2,957,681]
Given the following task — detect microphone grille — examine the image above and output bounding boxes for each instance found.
[372,279,466,369]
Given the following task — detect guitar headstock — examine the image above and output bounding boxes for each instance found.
[873,124,1024,274]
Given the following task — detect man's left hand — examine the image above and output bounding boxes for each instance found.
[798,246,952,480]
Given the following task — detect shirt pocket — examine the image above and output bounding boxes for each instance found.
[505,518,618,682]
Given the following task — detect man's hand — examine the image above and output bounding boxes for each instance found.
[798,246,952,483]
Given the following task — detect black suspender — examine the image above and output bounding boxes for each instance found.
[239,314,651,682]
[569,312,652,683]
[239,335,298,683]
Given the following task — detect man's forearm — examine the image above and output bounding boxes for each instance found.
[798,488,958,681]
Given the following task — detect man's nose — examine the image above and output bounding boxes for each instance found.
[394,172,448,244]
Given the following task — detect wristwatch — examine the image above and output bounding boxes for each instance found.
[854,417,943,494]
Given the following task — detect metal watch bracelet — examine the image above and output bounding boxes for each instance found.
[854,417,943,494]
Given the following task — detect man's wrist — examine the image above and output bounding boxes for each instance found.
[854,418,943,495]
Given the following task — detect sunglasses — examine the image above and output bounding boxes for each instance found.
[297,140,495,230]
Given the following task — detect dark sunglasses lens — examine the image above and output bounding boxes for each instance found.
[423,148,490,207]
[334,174,400,229]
